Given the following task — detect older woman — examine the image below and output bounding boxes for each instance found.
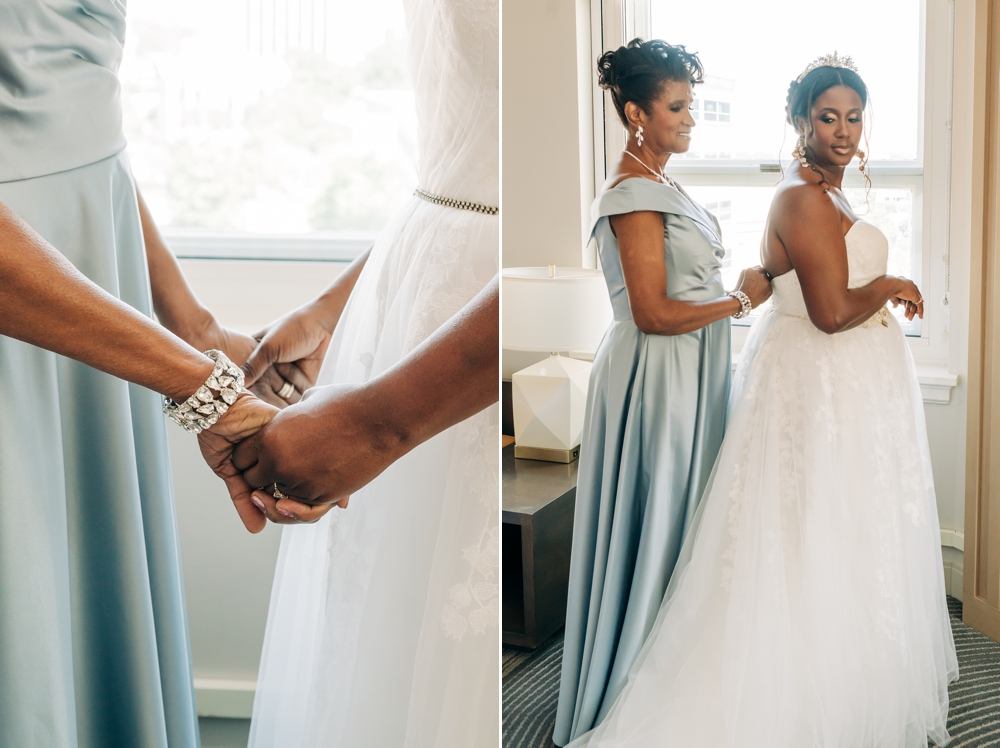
[554,38,771,745]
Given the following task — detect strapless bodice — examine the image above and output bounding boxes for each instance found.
[772,220,889,321]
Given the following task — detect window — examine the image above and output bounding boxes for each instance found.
[593,0,954,360]
[120,0,415,259]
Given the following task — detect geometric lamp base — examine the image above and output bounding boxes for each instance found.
[511,355,592,462]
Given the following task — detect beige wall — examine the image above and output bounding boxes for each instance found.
[502,0,594,269]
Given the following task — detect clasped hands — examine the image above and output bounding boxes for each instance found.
[192,301,377,533]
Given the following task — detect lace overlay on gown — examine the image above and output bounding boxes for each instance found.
[567,220,958,748]
[247,0,498,746]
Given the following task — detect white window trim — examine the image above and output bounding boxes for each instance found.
[588,0,957,385]
[163,230,374,263]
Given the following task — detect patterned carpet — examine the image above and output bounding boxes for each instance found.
[502,597,1000,748]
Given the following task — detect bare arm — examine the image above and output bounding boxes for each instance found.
[240,246,372,394]
[0,200,213,400]
[137,187,261,363]
[229,273,500,508]
[774,186,921,334]
[612,210,770,335]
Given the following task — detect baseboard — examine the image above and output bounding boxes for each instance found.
[194,678,256,719]
[943,556,965,603]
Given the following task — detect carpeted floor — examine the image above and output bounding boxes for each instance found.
[502,597,1000,748]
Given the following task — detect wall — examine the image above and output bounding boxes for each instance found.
[502,0,594,270]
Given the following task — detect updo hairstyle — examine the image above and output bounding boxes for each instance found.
[785,66,868,133]
[597,38,704,128]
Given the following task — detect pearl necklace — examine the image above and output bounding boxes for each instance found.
[622,150,676,188]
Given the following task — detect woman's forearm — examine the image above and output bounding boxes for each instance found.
[633,294,742,336]
[307,246,372,331]
[137,187,216,343]
[367,272,498,452]
[806,275,904,334]
[0,200,213,401]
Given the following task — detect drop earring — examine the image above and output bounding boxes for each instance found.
[856,148,867,172]
[636,125,644,147]
[792,135,808,166]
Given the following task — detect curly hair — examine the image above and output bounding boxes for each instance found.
[597,38,704,127]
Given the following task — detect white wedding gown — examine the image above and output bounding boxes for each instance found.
[246,0,499,744]
[567,220,958,748]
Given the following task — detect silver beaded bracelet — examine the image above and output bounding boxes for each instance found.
[728,290,752,319]
[163,349,246,434]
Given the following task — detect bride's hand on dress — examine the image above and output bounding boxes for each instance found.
[241,302,334,409]
[735,266,773,308]
[197,394,280,533]
[887,276,924,321]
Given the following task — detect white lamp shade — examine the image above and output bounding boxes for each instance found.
[502,267,612,352]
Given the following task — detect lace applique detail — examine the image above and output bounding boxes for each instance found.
[440,412,499,640]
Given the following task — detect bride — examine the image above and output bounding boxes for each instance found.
[566,54,958,748]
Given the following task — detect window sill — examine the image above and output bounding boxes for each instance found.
[163,230,374,262]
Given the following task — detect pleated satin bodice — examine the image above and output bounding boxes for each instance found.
[0,0,127,182]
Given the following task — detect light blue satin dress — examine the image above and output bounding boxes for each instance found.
[554,177,731,745]
[0,3,199,747]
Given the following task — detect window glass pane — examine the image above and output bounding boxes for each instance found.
[681,184,919,331]
[120,0,416,234]
[650,0,920,163]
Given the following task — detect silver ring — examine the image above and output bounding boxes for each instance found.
[277,381,295,400]
[273,483,287,500]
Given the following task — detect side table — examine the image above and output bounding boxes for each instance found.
[502,444,578,649]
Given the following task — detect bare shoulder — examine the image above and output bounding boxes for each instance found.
[770,170,839,235]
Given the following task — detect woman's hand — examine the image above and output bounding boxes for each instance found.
[197,394,281,533]
[187,317,259,367]
[247,486,345,525]
[241,301,334,408]
[230,384,401,507]
[735,266,773,309]
[888,276,924,321]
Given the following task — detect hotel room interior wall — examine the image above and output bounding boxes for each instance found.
[168,258,350,716]
[502,0,594,271]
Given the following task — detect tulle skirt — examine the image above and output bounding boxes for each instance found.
[567,306,959,748]
[247,196,499,748]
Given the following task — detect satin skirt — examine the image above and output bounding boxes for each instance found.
[554,316,731,745]
[0,153,199,748]
[566,308,958,748]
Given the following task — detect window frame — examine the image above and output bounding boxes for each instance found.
[588,0,954,365]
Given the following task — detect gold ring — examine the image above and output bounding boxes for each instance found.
[277,381,295,400]
[273,483,287,500]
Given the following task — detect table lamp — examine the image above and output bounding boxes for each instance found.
[502,266,613,462]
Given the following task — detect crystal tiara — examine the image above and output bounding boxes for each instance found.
[796,51,859,83]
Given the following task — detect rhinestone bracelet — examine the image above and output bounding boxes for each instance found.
[728,290,752,319]
[163,349,246,434]
[414,187,499,216]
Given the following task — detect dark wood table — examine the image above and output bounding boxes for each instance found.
[502,444,578,649]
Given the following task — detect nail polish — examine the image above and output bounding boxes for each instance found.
[277,507,298,520]
[251,494,266,513]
